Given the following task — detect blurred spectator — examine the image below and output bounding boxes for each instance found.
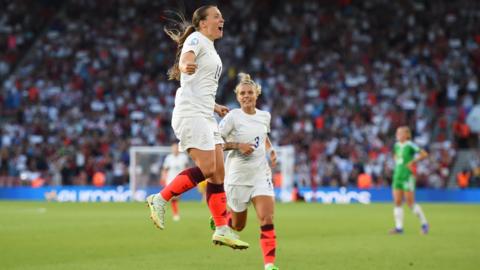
[456,168,471,189]
[357,171,373,189]
[0,0,59,80]
[92,170,106,187]
[468,150,480,187]
[453,117,471,149]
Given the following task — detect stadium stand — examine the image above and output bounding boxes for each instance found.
[1,0,479,188]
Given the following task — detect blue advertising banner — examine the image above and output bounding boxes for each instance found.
[0,186,202,202]
[291,187,480,204]
[0,186,479,203]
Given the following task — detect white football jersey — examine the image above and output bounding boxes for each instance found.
[163,153,189,183]
[219,108,271,186]
[173,31,223,118]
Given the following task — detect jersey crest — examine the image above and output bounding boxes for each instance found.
[188,37,199,46]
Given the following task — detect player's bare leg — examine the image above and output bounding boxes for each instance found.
[406,191,429,234]
[229,210,248,232]
[253,196,278,270]
[147,148,213,230]
[390,189,404,234]
[207,145,249,249]
[171,197,180,221]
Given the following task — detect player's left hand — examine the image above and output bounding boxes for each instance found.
[214,103,229,117]
[407,161,415,172]
[238,143,255,155]
[269,149,277,168]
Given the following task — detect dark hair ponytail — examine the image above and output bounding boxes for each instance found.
[164,5,215,81]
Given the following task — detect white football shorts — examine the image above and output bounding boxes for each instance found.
[225,172,275,212]
[171,116,223,152]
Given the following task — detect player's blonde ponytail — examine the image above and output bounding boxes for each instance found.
[235,72,262,96]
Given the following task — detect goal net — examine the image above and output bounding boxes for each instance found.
[129,146,171,201]
[274,145,295,202]
[129,145,295,202]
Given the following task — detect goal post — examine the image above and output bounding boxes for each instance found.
[275,145,295,202]
[129,146,171,201]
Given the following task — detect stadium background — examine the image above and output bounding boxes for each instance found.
[0,0,480,192]
[1,0,480,192]
[0,1,480,269]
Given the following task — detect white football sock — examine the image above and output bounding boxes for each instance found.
[394,207,404,229]
[215,225,230,234]
[412,204,428,225]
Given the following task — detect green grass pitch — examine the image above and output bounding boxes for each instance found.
[0,201,479,270]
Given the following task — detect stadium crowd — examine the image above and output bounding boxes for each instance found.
[1,0,480,188]
[0,1,60,80]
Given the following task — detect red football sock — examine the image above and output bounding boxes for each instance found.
[260,224,276,265]
[206,182,227,227]
[160,167,205,201]
[171,199,179,216]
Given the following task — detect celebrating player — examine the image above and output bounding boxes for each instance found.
[217,73,280,270]
[390,126,430,234]
[146,5,249,249]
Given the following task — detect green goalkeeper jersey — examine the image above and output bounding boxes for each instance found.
[393,140,420,183]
